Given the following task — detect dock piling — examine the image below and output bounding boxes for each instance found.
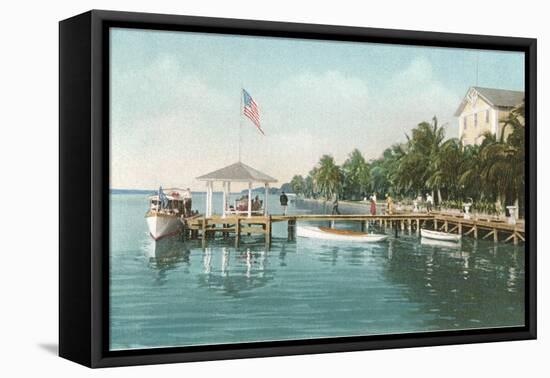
[288,219,296,241]
[265,215,272,248]
[235,218,241,248]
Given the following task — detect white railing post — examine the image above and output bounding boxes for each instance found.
[247,182,252,218]
[264,182,269,216]
[222,181,227,218]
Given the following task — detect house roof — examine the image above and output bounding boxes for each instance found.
[454,86,524,116]
[196,161,277,183]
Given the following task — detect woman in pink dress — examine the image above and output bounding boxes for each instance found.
[370,195,376,215]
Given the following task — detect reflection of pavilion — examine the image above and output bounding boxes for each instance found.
[198,246,275,297]
[197,161,277,218]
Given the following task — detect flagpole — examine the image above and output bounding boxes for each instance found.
[239,87,243,162]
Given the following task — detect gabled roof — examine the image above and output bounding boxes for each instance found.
[455,86,524,116]
[196,161,277,183]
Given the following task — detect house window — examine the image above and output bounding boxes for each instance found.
[463,116,467,130]
[485,110,490,123]
[474,113,478,127]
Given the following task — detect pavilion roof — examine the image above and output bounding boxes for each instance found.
[196,161,277,183]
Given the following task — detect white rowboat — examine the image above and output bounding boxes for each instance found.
[420,237,461,249]
[420,228,461,242]
[297,226,388,243]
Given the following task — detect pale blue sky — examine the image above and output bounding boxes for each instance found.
[110,27,524,190]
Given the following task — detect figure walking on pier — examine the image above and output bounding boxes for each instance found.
[280,191,288,215]
[332,195,341,215]
[426,193,434,213]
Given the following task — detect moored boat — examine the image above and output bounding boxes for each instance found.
[420,237,461,248]
[145,187,185,240]
[297,225,388,242]
[420,228,461,242]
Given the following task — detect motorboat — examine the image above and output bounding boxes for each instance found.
[297,225,388,242]
[145,187,186,240]
[420,228,461,242]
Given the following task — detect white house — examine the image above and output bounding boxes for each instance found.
[455,86,524,146]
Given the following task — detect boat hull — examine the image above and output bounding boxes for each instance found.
[146,213,182,241]
[420,228,461,242]
[297,226,388,242]
[420,237,461,248]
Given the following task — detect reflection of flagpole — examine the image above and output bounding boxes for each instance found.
[239,87,243,162]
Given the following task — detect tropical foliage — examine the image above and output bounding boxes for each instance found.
[314,155,343,200]
[289,103,525,215]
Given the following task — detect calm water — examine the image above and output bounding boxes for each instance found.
[109,193,525,351]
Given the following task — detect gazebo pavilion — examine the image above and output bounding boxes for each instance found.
[196,161,277,218]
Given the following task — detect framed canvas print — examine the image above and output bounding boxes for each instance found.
[59,10,536,368]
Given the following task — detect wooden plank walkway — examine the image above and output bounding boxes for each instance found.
[182,211,525,248]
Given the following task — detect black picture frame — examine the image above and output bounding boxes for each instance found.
[59,9,537,368]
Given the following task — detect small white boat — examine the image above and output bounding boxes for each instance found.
[420,228,461,242]
[297,225,388,242]
[420,237,461,249]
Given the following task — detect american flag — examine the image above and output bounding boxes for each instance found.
[242,89,264,135]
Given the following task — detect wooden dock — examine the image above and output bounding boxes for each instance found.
[182,212,525,248]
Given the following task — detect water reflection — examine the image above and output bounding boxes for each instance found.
[197,245,276,298]
[144,237,190,270]
[141,231,524,329]
[111,194,527,350]
[383,236,525,330]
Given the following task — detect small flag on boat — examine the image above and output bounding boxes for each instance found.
[158,186,169,209]
[242,89,264,135]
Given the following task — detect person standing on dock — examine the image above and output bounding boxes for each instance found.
[332,195,341,215]
[385,194,394,215]
[280,191,288,215]
[370,193,377,215]
[426,193,433,213]
[183,188,192,217]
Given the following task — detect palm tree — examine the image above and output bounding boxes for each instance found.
[500,101,525,143]
[478,102,525,214]
[368,144,407,197]
[411,116,446,203]
[429,138,465,201]
[314,155,343,200]
[342,149,370,200]
[290,175,305,196]
[459,143,483,202]
[304,169,317,198]
[396,146,425,197]
[369,160,389,197]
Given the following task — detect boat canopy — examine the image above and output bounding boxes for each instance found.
[148,194,184,201]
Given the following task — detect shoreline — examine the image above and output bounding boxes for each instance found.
[295,197,524,223]
[295,197,386,215]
